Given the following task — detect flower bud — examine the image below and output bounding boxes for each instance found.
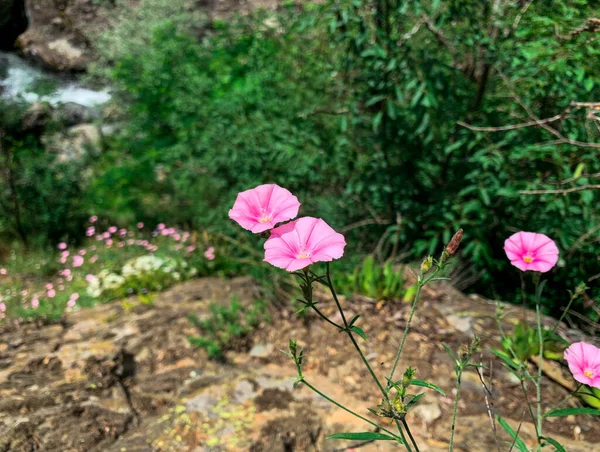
[421,256,433,274]
[445,229,463,256]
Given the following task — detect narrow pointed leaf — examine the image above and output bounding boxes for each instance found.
[350,325,367,341]
[410,379,446,396]
[541,437,566,452]
[544,407,600,417]
[496,415,528,452]
[327,432,397,441]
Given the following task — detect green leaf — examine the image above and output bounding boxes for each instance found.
[496,415,528,452]
[410,379,446,396]
[350,325,367,341]
[541,437,566,452]
[349,314,361,327]
[544,407,600,417]
[573,163,585,180]
[327,432,397,441]
[406,392,426,409]
[491,348,520,370]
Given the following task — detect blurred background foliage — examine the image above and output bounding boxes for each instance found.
[1,0,600,326]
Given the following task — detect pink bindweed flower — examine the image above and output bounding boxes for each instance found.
[157,223,165,230]
[105,239,113,247]
[0,268,6,275]
[85,274,95,282]
[0,303,5,312]
[564,342,600,389]
[137,222,144,229]
[31,298,39,309]
[103,232,111,239]
[89,216,98,223]
[79,249,86,256]
[86,227,95,237]
[264,217,346,272]
[108,226,117,233]
[118,242,125,248]
[186,245,196,253]
[229,184,301,233]
[59,257,67,264]
[73,256,84,267]
[119,229,127,237]
[67,299,76,308]
[204,247,215,261]
[504,231,559,273]
[58,242,67,250]
[45,283,53,290]
[60,269,71,277]
[47,289,56,298]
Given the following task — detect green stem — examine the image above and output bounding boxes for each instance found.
[325,263,388,398]
[388,269,438,389]
[549,292,578,336]
[534,274,544,443]
[448,368,462,452]
[402,419,420,452]
[300,379,403,442]
[544,384,583,417]
[520,379,539,438]
[308,303,344,330]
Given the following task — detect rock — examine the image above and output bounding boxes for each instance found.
[446,314,472,333]
[412,401,442,424]
[53,102,101,126]
[232,379,256,404]
[47,123,102,162]
[0,0,27,50]
[185,394,218,414]
[249,343,274,358]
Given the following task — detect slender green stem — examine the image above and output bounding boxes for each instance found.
[519,379,539,437]
[534,277,544,443]
[544,384,583,416]
[549,292,577,336]
[388,269,438,389]
[448,368,462,452]
[325,263,388,398]
[402,419,420,452]
[301,379,403,442]
[308,303,344,330]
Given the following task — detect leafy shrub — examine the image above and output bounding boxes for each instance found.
[188,296,269,360]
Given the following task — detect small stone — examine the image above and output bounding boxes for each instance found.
[412,401,442,424]
[185,393,218,414]
[249,343,274,358]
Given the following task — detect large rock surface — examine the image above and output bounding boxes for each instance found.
[0,276,598,451]
[0,0,27,50]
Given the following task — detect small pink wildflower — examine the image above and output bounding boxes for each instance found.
[264,217,346,271]
[204,247,215,261]
[86,227,95,237]
[157,223,165,230]
[103,232,111,239]
[137,222,144,229]
[79,249,86,256]
[60,269,71,277]
[61,251,69,258]
[73,256,84,267]
[0,268,6,275]
[67,299,76,308]
[90,255,98,264]
[31,298,39,309]
[119,229,127,237]
[85,274,95,282]
[47,289,56,298]
[564,342,600,389]
[127,239,135,245]
[108,226,117,233]
[229,184,301,233]
[89,216,98,223]
[45,283,53,290]
[71,293,80,301]
[58,242,67,250]
[106,239,113,247]
[0,303,5,312]
[186,245,196,253]
[504,231,559,273]
[118,242,125,248]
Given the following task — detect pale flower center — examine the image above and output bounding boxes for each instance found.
[297,248,311,259]
[584,369,594,378]
[523,254,534,263]
[258,208,272,224]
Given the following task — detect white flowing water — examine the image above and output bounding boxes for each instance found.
[0,51,111,107]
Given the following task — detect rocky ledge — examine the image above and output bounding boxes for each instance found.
[0,276,599,451]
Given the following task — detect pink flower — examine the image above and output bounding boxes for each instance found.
[67,299,76,308]
[61,251,69,258]
[137,222,144,229]
[89,216,98,223]
[0,268,6,275]
[264,217,346,272]
[70,293,80,301]
[79,249,86,256]
[58,242,67,250]
[72,256,84,267]
[31,298,39,309]
[86,227,95,237]
[60,269,71,277]
[45,283,53,290]
[118,242,125,247]
[119,229,127,237]
[564,342,600,389]
[504,231,559,273]
[47,289,56,298]
[105,239,113,247]
[204,247,215,261]
[90,255,98,263]
[85,274,95,282]
[157,223,165,230]
[186,245,196,253]
[108,226,117,234]
[0,302,5,312]
[103,232,111,239]
[229,184,301,233]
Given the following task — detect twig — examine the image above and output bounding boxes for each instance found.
[457,113,566,132]
[519,185,600,195]
[477,357,501,452]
